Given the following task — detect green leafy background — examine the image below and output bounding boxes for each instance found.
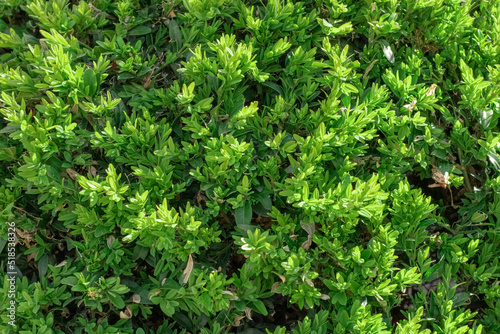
[1,0,500,333]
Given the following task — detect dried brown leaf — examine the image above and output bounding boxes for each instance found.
[429,165,450,189]
[132,294,141,303]
[363,59,378,80]
[233,315,245,327]
[66,168,78,180]
[426,84,437,97]
[119,306,133,319]
[244,307,253,321]
[183,254,194,284]
[89,166,97,177]
[301,236,312,251]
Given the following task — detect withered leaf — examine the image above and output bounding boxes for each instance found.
[182,254,194,284]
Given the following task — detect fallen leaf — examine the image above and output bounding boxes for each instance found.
[234,315,245,327]
[428,165,449,189]
[89,166,97,177]
[144,75,152,89]
[403,98,417,111]
[27,252,36,262]
[107,235,115,248]
[55,260,67,267]
[363,59,378,80]
[61,308,70,318]
[305,279,314,287]
[301,236,312,250]
[183,254,194,284]
[110,60,119,71]
[66,168,78,180]
[300,220,315,236]
[132,294,141,303]
[426,84,437,97]
[119,306,133,319]
[244,307,253,321]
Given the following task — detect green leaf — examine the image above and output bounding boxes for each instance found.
[61,276,79,286]
[129,26,152,36]
[332,291,347,305]
[38,254,49,278]
[83,69,97,97]
[0,19,7,32]
[108,292,125,309]
[160,300,175,316]
[260,81,284,96]
[169,20,182,46]
[339,310,349,327]
[259,195,273,212]
[250,299,268,315]
[172,312,194,330]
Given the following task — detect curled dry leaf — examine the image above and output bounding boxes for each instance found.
[403,98,417,111]
[363,59,378,80]
[426,84,437,97]
[119,306,133,319]
[244,307,253,321]
[66,168,79,180]
[306,279,314,287]
[89,166,97,177]
[321,294,331,300]
[271,282,280,292]
[301,236,312,250]
[233,315,245,327]
[428,166,450,188]
[61,308,70,318]
[55,260,67,267]
[27,252,37,262]
[222,290,238,300]
[183,254,194,284]
[132,294,141,303]
[144,75,152,89]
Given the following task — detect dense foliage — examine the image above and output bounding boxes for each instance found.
[1,0,500,333]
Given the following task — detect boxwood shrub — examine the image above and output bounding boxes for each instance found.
[1,0,500,333]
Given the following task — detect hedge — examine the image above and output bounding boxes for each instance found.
[1,0,500,333]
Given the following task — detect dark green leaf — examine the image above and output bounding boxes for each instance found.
[129,26,152,36]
